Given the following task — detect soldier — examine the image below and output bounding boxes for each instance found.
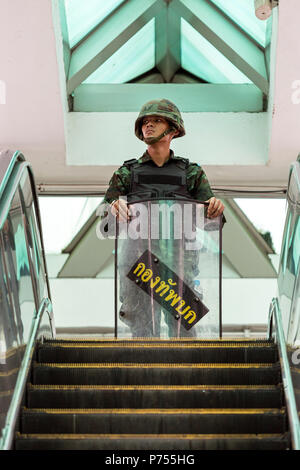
[102,99,225,338]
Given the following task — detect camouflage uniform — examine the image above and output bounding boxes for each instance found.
[102,150,214,206]
[101,99,217,338]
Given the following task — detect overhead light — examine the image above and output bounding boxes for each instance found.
[254,0,273,20]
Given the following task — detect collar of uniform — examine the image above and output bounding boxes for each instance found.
[138,150,175,165]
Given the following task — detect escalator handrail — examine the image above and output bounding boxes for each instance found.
[287,161,300,207]
[0,150,25,200]
[0,297,53,450]
[0,156,53,309]
[268,297,300,449]
[277,160,300,344]
[0,152,55,448]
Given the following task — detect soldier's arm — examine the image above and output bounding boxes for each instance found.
[187,163,214,201]
[99,166,131,223]
[103,166,131,204]
[188,164,225,219]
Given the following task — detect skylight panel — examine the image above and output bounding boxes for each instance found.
[209,0,267,47]
[65,0,125,48]
[181,19,252,84]
[83,19,155,84]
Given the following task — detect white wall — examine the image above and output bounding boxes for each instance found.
[222,278,277,325]
[49,278,277,332]
[66,111,268,167]
[49,278,115,330]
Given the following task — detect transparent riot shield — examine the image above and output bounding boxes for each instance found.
[115,199,222,339]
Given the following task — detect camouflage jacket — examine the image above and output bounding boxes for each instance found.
[102,150,214,205]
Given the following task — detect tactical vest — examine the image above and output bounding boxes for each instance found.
[123,156,193,203]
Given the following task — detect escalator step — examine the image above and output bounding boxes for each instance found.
[15,433,290,450]
[15,338,288,451]
[37,342,278,364]
[290,366,300,389]
[27,384,283,409]
[43,339,275,345]
[21,408,287,434]
[32,362,281,386]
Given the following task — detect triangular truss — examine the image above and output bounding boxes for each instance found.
[59,0,272,110]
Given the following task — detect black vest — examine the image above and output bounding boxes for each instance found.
[124,156,193,203]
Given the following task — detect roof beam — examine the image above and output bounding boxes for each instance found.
[171,69,207,83]
[73,83,263,112]
[129,68,205,84]
[155,1,181,82]
[130,70,165,83]
[57,0,71,78]
[58,217,115,278]
[67,0,163,95]
[172,0,269,94]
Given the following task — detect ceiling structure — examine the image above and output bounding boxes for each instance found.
[0,0,300,191]
[62,0,269,112]
[1,0,294,281]
[51,0,280,280]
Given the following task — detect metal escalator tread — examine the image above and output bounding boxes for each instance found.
[20,407,287,434]
[41,341,276,348]
[15,432,290,450]
[20,407,286,413]
[26,384,283,409]
[15,338,290,450]
[32,362,281,386]
[27,383,281,389]
[43,338,275,344]
[37,346,278,365]
[38,340,278,362]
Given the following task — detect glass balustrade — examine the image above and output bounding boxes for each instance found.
[0,154,53,442]
[277,161,300,416]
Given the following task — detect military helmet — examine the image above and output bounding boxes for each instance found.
[135,98,185,142]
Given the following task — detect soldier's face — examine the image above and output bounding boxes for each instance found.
[141,115,169,140]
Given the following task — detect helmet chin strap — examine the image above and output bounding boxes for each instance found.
[143,127,175,145]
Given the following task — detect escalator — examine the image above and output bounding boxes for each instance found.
[15,338,289,450]
[0,149,299,451]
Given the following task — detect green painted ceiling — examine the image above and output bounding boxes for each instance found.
[64,0,268,85]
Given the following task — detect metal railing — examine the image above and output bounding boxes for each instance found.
[0,159,51,320]
[267,158,300,450]
[277,160,300,344]
[268,298,300,449]
[0,297,53,450]
[0,150,55,449]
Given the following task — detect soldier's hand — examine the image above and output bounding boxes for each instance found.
[205,197,224,218]
[110,198,131,223]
